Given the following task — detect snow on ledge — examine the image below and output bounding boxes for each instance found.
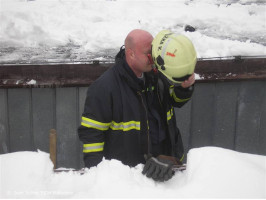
[26,79,37,85]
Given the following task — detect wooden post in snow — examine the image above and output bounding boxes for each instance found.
[49,129,57,169]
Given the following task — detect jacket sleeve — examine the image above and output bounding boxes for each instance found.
[169,85,194,108]
[78,81,112,168]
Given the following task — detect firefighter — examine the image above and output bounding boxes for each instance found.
[78,29,197,182]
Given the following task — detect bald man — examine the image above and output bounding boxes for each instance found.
[124,29,153,77]
[78,29,194,181]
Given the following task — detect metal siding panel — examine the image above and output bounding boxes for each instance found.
[32,88,54,152]
[78,87,88,123]
[0,89,9,153]
[213,82,238,150]
[175,100,192,159]
[189,83,216,148]
[78,87,88,168]
[258,81,266,155]
[56,88,80,169]
[236,81,265,154]
[8,89,33,152]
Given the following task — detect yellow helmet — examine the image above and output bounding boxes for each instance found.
[152,30,197,83]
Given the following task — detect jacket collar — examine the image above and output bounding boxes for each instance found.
[115,47,145,91]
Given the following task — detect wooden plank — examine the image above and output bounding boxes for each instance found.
[213,82,239,150]
[0,63,110,88]
[0,89,9,153]
[189,83,216,148]
[56,88,80,169]
[49,129,57,169]
[32,88,55,152]
[235,81,266,155]
[1,57,266,89]
[8,89,33,151]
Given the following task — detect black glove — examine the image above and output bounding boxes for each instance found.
[142,154,175,182]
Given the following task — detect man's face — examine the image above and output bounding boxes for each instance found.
[132,38,153,73]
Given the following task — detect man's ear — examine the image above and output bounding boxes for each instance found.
[128,48,135,59]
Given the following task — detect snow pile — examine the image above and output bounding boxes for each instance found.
[0,147,265,198]
[0,0,265,64]
[0,151,54,197]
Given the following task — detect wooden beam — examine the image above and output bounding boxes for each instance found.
[0,57,265,88]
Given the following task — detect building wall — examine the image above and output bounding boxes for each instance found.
[0,80,265,169]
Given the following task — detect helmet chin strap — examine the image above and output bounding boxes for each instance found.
[168,79,182,87]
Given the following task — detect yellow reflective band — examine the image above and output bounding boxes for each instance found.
[110,121,140,131]
[180,154,184,162]
[81,116,110,131]
[169,86,191,103]
[172,92,191,103]
[81,117,140,132]
[167,107,174,121]
[142,86,155,93]
[83,142,104,153]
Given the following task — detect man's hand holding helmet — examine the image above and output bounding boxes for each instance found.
[181,73,195,88]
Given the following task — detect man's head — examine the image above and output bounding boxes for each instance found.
[125,29,153,77]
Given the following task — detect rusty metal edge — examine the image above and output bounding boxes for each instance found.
[0,57,265,88]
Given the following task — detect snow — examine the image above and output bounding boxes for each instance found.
[194,73,202,80]
[0,147,265,198]
[27,79,36,85]
[0,0,265,64]
[26,79,37,84]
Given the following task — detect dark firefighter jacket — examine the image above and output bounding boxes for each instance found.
[78,48,194,168]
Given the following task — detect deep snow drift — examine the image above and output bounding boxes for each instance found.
[0,0,265,64]
[1,147,265,198]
